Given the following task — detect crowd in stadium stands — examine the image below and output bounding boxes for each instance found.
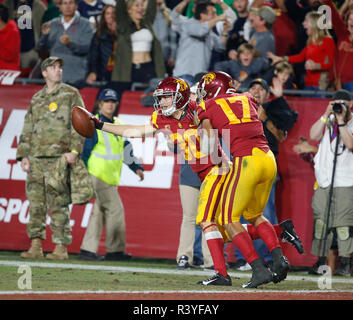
[0,0,352,94]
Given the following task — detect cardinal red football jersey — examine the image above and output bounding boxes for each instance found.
[197,92,269,157]
[150,100,225,181]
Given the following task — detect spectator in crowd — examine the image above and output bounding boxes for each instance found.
[171,0,234,84]
[231,78,298,271]
[323,0,353,92]
[17,57,86,260]
[0,4,21,71]
[3,0,46,74]
[38,0,94,87]
[268,0,298,57]
[285,0,322,50]
[185,0,237,18]
[110,0,166,101]
[42,0,61,24]
[308,89,353,276]
[86,4,116,85]
[79,88,144,261]
[226,0,249,53]
[77,0,104,29]
[215,42,270,89]
[247,5,277,58]
[264,60,296,90]
[267,11,336,93]
[282,0,320,89]
[153,0,178,76]
[292,136,340,274]
[209,0,237,70]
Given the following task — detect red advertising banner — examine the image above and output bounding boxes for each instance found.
[0,84,330,266]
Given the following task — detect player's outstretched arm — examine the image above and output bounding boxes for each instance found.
[103,122,156,138]
[89,111,157,138]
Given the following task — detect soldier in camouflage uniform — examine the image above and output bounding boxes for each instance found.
[16,56,85,260]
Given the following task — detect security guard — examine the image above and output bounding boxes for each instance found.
[17,56,85,260]
[78,88,144,261]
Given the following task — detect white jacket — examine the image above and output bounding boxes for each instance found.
[314,114,353,188]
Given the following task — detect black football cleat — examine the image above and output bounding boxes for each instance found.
[279,219,304,254]
[197,273,232,286]
[242,259,273,288]
[272,255,290,283]
[242,271,273,289]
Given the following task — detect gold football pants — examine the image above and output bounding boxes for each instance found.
[220,148,277,225]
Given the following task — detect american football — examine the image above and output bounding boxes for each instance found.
[72,106,95,138]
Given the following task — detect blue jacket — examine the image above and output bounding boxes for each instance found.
[87,31,115,82]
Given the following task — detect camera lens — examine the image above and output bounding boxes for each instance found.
[332,103,343,114]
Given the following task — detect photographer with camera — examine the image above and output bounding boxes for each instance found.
[308,89,353,276]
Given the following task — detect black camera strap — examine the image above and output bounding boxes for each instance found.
[320,127,340,258]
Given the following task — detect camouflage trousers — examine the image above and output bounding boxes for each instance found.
[25,157,72,245]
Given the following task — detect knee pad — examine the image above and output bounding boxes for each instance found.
[314,219,326,240]
[336,226,349,241]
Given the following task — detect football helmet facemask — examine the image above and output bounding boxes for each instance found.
[153,77,190,116]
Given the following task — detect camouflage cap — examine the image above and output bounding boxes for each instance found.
[41,56,64,72]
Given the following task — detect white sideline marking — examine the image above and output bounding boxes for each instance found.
[1,289,353,295]
[1,259,353,285]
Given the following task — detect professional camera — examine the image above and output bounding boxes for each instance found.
[332,102,347,114]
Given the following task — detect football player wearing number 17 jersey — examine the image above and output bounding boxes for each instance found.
[197,71,291,288]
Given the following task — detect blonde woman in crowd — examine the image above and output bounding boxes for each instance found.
[267,11,335,94]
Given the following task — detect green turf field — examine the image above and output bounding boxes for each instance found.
[1,251,352,293]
